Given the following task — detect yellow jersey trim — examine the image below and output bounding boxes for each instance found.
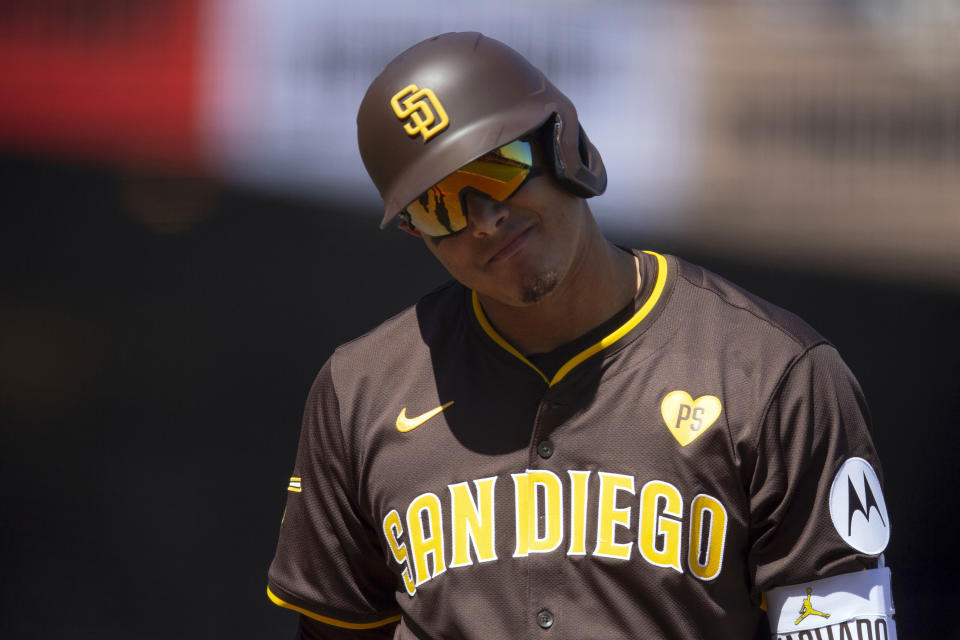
[266,586,402,629]
[472,251,668,387]
[287,477,302,493]
[472,293,550,384]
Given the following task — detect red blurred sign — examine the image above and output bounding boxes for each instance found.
[0,0,201,170]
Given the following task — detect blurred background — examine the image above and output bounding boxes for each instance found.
[1,0,957,637]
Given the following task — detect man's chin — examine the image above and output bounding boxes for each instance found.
[520,270,560,304]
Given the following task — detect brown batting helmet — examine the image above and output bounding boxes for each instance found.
[357,31,607,229]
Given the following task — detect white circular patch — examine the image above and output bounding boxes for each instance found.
[828,457,890,554]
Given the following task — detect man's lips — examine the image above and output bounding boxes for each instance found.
[487,226,533,264]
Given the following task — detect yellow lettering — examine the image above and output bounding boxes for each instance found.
[688,494,727,581]
[390,84,450,141]
[594,472,635,559]
[448,477,498,567]
[529,470,563,553]
[382,510,416,596]
[512,471,563,556]
[638,480,683,573]
[406,492,446,586]
[512,473,531,557]
[567,470,591,555]
[390,471,730,587]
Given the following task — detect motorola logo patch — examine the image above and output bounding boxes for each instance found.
[828,458,890,555]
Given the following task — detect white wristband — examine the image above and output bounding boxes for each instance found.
[765,567,896,639]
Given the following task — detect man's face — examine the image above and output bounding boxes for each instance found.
[415,145,591,308]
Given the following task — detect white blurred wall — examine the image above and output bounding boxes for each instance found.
[200,0,959,286]
[2,0,957,286]
[200,0,699,227]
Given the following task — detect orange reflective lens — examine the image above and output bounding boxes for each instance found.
[404,140,533,237]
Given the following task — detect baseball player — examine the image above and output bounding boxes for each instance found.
[268,32,896,639]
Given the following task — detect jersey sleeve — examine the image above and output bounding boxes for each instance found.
[267,360,402,630]
[747,343,892,596]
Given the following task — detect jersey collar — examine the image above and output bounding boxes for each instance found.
[471,250,669,387]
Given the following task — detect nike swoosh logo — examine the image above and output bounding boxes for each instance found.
[396,401,454,432]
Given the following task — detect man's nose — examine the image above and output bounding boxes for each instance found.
[464,191,509,237]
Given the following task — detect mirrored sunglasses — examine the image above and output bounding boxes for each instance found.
[400,139,535,237]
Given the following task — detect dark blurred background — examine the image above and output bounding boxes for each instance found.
[2,1,958,637]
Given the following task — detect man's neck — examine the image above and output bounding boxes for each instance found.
[476,234,639,355]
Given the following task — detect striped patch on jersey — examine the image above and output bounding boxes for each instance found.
[287,477,302,493]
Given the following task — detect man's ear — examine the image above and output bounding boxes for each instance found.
[398,221,422,237]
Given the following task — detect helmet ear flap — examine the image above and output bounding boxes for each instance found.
[548,115,607,199]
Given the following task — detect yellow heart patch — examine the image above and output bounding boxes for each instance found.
[660,391,722,447]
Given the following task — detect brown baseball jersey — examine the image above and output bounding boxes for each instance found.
[267,250,890,639]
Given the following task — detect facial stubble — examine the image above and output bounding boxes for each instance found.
[520,270,561,304]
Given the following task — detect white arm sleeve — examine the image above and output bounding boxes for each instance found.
[765,567,896,639]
